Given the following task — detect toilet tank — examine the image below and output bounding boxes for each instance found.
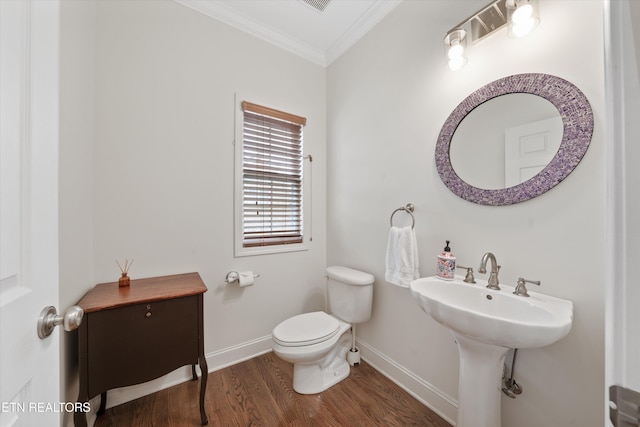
[326,266,374,324]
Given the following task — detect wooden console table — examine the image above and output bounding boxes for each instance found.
[75,272,208,426]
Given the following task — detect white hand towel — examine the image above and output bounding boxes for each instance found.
[385,226,420,288]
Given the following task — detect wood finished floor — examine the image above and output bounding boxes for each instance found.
[94,352,452,427]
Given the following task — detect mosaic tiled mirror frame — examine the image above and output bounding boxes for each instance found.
[435,73,594,206]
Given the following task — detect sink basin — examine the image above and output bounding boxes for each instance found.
[409,276,573,349]
[410,275,573,427]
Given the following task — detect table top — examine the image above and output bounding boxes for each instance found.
[77,272,207,313]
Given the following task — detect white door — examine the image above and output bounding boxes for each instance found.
[504,116,563,187]
[0,1,61,425]
[605,0,640,425]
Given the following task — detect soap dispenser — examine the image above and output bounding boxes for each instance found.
[436,240,456,281]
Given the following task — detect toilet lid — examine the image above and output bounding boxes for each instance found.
[273,311,340,347]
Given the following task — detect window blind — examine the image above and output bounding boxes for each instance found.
[241,101,306,248]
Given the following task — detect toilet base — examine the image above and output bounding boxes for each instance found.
[291,332,352,394]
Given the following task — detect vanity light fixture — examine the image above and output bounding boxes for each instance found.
[443,0,540,70]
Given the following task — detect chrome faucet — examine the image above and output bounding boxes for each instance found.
[478,252,501,290]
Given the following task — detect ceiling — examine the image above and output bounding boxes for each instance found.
[174,0,403,67]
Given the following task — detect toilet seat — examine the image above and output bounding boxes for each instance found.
[273,311,340,347]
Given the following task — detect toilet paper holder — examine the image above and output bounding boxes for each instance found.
[225,271,260,283]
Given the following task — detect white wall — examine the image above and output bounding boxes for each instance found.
[59,1,96,425]
[90,0,327,374]
[327,1,604,426]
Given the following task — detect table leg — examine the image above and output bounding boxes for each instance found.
[198,354,208,425]
[74,391,88,427]
[97,391,107,415]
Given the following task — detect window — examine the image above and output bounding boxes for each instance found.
[236,101,307,255]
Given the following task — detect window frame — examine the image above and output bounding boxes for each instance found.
[234,97,309,257]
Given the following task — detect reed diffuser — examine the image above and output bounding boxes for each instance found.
[116,259,134,287]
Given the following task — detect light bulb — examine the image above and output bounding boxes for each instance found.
[507,0,539,38]
[511,18,536,37]
[443,28,467,71]
[448,56,466,71]
[448,43,464,59]
[512,4,533,25]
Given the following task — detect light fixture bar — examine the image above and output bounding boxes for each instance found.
[471,0,507,43]
[442,0,539,71]
[447,0,508,45]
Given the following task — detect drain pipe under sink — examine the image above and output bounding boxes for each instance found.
[502,348,522,398]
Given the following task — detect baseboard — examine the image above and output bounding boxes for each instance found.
[98,335,273,412]
[356,338,458,426]
[205,335,273,372]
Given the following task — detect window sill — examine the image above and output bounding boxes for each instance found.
[235,243,309,257]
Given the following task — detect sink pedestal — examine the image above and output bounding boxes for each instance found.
[454,333,509,427]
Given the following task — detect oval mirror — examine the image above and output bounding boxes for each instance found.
[435,73,593,206]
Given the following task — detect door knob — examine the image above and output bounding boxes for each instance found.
[37,305,84,339]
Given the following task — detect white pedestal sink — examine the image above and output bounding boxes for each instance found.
[409,276,573,427]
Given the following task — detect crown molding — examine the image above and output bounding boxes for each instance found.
[174,0,401,67]
[325,0,402,65]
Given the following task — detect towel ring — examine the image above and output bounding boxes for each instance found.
[390,203,415,229]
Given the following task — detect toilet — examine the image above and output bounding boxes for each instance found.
[271,266,374,394]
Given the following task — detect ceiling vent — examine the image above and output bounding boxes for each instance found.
[300,0,332,12]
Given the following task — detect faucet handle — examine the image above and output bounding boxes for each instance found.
[457,265,476,283]
[513,277,541,297]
